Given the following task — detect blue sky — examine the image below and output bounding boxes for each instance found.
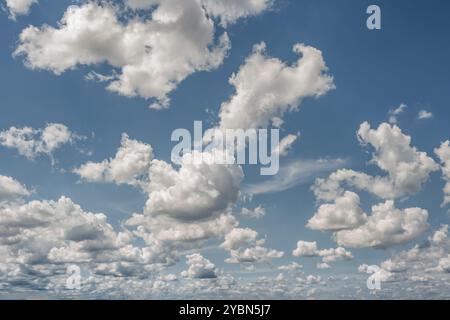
[1,0,450,299]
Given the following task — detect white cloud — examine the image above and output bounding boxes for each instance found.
[201,0,272,27]
[218,42,334,130]
[435,141,450,207]
[275,133,300,157]
[181,253,218,279]
[0,175,30,203]
[221,227,283,264]
[145,151,243,221]
[225,245,283,264]
[314,122,439,201]
[0,123,78,163]
[4,0,37,20]
[388,103,407,124]
[307,191,367,231]
[278,262,303,271]
[334,200,429,248]
[220,228,258,251]
[292,241,319,257]
[240,205,266,219]
[418,110,433,120]
[245,158,345,195]
[74,133,153,187]
[292,241,353,264]
[12,0,271,109]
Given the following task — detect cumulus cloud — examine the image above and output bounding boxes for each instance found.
[201,0,272,27]
[0,175,30,203]
[278,262,303,271]
[218,42,334,130]
[0,192,158,289]
[240,205,266,219]
[435,141,450,207]
[74,133,153,187]
[313,122,439,201]
[145,151,243,221]
[292,241,353,265]
[307,191,367,231]
[0,123,78,163]
[222,227,283,264]
[13,0,270,109]
[181,253,218,279]
[4,0,37,20]
[334,200,429,249]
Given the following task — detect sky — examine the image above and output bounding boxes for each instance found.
[1,0,450,299]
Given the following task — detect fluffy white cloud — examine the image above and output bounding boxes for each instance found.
[0,123,76,161]
[74,133,153,187]
[314,122,439,201]
[225,245,283,264]
[4,0,37,19]
[334,201,429,248]
[435,141,450,207]
[145,151,243,221]
[201,0,272,26]
[307,191,367,231]
[221,227,283,264]
[292,241,319,257]
[13,1,237,109]
[0,175,30,203]
[292,241,353,264]
[220,228,258,251]
[125,0,271,27]
[240,205,266,219]
[218,42,334,130]
[181,253,218,279]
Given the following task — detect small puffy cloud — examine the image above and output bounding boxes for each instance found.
[4,0,37,20]
[418,110,433,120]
[220,228,258,251]
[430,225,449,245]
[225,245,284,264]
[240,205,266,219]
[13,1,234,109]
[181,253,218,279]
[74,133,153,187]
[293,241,318,257]
[435,141,450,207]
[0,123,78,162]
[388,103,407,124]
[307,191,367,231]
[222,227,283,264]
[292,241,352,264]
[278,262,303,271]
[0,175,30,203]
[334,201,429,249]
[218,42,334,130]
[314,122,439,201]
